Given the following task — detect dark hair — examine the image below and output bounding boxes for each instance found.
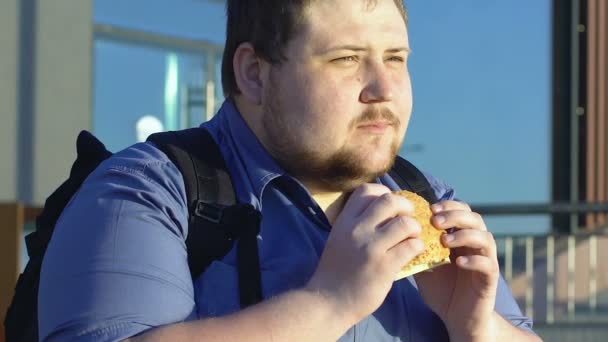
[221,0,408,98]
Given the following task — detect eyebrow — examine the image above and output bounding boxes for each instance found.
[319,45,411,54]
[386,47,412,54]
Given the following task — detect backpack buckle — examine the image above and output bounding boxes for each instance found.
[194,201,224,224]
[193,201,262,239]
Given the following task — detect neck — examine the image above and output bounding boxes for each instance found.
[310,189,348,225]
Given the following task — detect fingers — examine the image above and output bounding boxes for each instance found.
[432,209,487,232]
[430,200,498,266]
[375,215,422,250]
[442,229,497,257]
[387,238,425,271]
[342,184,393,217]
[343,184,415,220]
[359,193,415,228]
[454,255,499,282]
[431,200,471,213]
[355,207,423,270]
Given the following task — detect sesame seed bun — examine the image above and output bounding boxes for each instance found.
[393,190,451,280]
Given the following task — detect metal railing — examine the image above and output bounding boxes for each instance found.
[475,201,608,324]
[495,234,608,323]
[474,201,608,215]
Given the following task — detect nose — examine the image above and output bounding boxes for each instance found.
[359,62,394,103]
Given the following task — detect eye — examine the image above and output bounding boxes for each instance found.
[332,56,359,63]
[386,56,406,63]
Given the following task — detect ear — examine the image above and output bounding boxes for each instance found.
[233,42,265,105]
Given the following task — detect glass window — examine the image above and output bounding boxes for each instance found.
[403,0,552,235]
[93,39,223,152]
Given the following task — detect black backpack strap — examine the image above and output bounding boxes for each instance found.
[148,128,263,308]
[389,156,439,204]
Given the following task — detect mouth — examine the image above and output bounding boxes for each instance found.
[357,121,395,133]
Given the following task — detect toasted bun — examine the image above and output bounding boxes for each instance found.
[393,190,451,280]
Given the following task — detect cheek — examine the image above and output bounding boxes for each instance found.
[393,76,413,116]
[392,69,412,93]
[316,79,360,115]
[290,70,361,139]
[310,96,354,138]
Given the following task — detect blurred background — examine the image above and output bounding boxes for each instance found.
[1,0,607,341]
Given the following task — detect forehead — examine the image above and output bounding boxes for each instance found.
[298,0,409,51]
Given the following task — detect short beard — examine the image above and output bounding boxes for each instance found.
[262,80,402,192]
[287,139,400,192]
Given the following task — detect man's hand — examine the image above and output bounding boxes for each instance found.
[306,184,425,325]
[414,200,500,340]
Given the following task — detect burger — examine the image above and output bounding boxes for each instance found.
[393,190,451,280]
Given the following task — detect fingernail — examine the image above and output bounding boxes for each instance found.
[458,256,469,265]
[413,239,425,251]
[434,214,446,225]
[443,234,454,243]
[413,220,422,233]
[431,204,443,213]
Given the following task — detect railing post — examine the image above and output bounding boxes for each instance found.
[505,237,513,283]
[547,235,555,323]
[525,237,535,319]
[589,235,598,313]
[568,235,576,319]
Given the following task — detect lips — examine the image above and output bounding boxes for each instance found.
[357,121,394,133]
[358,121,392,127]
[352,106,401,132]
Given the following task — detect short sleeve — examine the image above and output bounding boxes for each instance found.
[38,142,195,341]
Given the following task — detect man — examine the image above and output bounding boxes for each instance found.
[39,0,542,341]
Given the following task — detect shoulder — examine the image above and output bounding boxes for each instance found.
[72,141,189,237]
[420,171,457,202]
[85,142,187,206]
[92,142,183,187]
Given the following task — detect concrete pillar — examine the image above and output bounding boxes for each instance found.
[19,0,94,205]
[0,0,20,202]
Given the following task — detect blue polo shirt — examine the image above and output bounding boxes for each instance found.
[39,100,533,341]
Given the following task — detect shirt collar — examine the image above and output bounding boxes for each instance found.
[208,99,285,202]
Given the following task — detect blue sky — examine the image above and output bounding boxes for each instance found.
[94,0,552,234]
[404,1,552,234]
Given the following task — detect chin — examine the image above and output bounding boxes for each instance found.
[362,152,395,173]
[286,140,400,192]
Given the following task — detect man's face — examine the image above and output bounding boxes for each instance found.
[260,0,412,192]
